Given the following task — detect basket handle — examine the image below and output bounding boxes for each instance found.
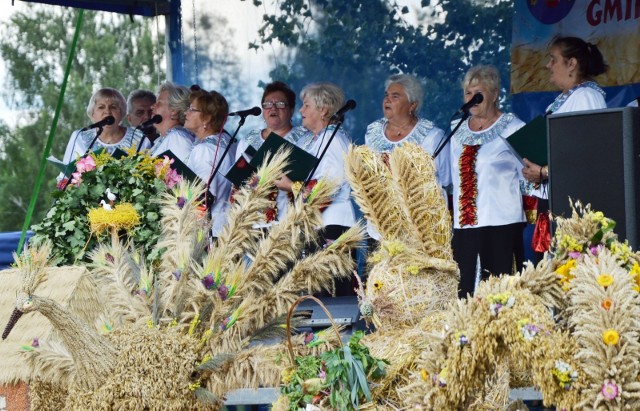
[285,295,343,365]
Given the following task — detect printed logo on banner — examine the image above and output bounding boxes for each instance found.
[527,0,575,24]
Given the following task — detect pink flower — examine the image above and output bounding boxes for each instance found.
[601,380,619,400]
[164,168,182,189]
[70,171,83,186]
[568,251,582,259]
[75,155,96,173]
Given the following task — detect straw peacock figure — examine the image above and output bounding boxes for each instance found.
[2,149,362,410]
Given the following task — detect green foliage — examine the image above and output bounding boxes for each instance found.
[0,4,165,231]
[30,151,170,265]
[246,0,513,142]
[280,330,388,410]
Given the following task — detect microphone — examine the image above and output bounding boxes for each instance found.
[458,93,484,114]
[80,115,115,132]
[139,114,162,129]
[228,107,261,117]
[331,99,357,119]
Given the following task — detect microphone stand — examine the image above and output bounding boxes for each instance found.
[60,126,104,192]
[204,115,246,212]
[301,114,345,190]
[433,111,471,159]
[135,125,146,154]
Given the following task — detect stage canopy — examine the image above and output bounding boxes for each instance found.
[18,0,171,16]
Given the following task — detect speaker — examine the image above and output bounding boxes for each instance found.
[548,107,640,249]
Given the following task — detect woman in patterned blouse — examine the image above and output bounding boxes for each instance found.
[448,65,526,298]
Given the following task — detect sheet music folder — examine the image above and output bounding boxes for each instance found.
[49,147,128,176]
[504,115,548,165]
[225,132,318,186]
[156,150,199,182]
[225,146,258,187]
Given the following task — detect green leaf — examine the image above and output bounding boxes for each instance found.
[62,220,75,230]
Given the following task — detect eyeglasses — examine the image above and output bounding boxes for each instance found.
[262,101,287,109]
[187,106,202,113]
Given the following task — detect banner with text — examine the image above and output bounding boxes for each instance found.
[511,0,640,121]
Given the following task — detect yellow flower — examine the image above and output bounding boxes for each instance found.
[630,262,640,292]
[281,367,295,384]
[188,314,201,336]
[407,265,420,275]
[373,281,383,291]
[603,329,620,346]
[420,369,429,381]
[556,259,577,291]
[611,241,632,265]
[597,274,614,288]
[590,211,605,224]
[559,234,584,253]
[369,252,382,264]
[91,150,113,167]
[385,241,405,256]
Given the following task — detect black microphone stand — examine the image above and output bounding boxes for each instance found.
[135,125,146,154]
[203,115,247,212]
[60,126,104,192]
[433,111,471,159]
[301,114,345,190]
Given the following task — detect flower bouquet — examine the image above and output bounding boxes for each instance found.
[275,330,387,411]
[31,149,183,265]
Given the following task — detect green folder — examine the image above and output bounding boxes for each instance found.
[249,132,318,182]
[505,115,548,165]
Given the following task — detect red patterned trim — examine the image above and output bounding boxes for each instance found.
[459,144,480,227]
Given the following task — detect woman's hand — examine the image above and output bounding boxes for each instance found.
[522,158,548,183]
[275,174,293,191]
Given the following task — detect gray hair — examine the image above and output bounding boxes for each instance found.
[86,88,126,119]
[126,89,156,114]
[385,73,424,114]
[158,81,191,124]
[300,82,345,121]
[462,65,501,100]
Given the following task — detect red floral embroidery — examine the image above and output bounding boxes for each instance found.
[459,144,480,227]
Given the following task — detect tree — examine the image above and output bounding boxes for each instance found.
[180,13,250,109]
[0,4,165,231]
[245,0,513,141]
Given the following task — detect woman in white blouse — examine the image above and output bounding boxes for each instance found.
[449,65,526,298]
[276,82,356,295]
[184,89,235,239]
[236,81,305,223]
[364,73,449,243]
[522,36,608,261]
[59,88,144,183]
[150,81,195,164]
[276,83,356,241]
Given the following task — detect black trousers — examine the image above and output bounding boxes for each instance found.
[452,223,525,298]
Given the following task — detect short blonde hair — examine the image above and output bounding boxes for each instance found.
[462,65,501,98]
[300,82,345,121]
[86,88,126,120]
